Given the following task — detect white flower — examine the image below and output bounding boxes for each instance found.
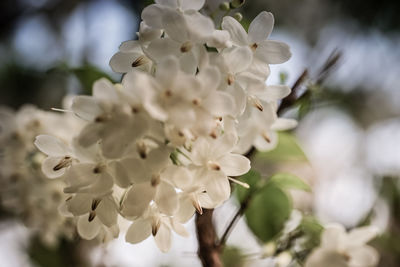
[125,205,189,252]
[222,11,291,65]
[188,134,251,203]
[305,224,380,267]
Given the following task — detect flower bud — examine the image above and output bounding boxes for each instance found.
[233,12,243,22]
[230,0,245,9]
[219,2,230,11]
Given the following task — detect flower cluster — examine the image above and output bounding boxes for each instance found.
[0,104,81,246]
[34,0,295,251]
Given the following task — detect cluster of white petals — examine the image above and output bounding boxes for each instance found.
[0,104,82,246]
[305,224,380,267]
[32,0,295,251]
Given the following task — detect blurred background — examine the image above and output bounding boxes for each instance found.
[0,0,399,266]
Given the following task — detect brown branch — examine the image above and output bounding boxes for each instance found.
[218,192,252,247]
[195,209,223,267]
[277,69,309,115]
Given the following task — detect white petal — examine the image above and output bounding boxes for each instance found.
[221,16,248,46]
[34,135,69,156]
[258,85,291,102]
[72,96,103,121]
[77,123,102,148]
[125,219,152,244]
[321,223,346,250]
[155,181,179,216]
[122,183,155,217]
[180,0,204,10]
[96,197,118,227]
[155,56,179,88]
[155,0,177,8]
[161,165,192,190]
[108,161,132,188]
[145,38,180,64]
[253,131,279,152]
[176,195,195,223]
[77,216,101,240]
[109,51,145,73]
[205,171,230,204]
[211,133,237,157]
[271,118,298,131]
[223,46,253,74]
[154,223,172,252]
[170,219,189,237]
[218,154,250,176]
[347,226,380,247]
[162,10,189,43]
[305,248,348,267]
[197,66,221,97]
[138,22,163,43]
[248,11,274,44]
[255,40,291,64]
[41,156,68,179]
[93,78,119,102]
[66,194,91,216]
[203,91,235,117]
[348,245,379,267]
[141,4,164,29]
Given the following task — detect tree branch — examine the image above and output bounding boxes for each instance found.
[195,209,223,267]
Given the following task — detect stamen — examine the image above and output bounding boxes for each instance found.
[131,55,146,67]
[91,199,102,211]
[250,43,258,51]
[152,218,161,236]
[228,177,250,188]
[191,198,203,215]
[180,41,193,53]
[53,156,72,171]
[51,108,73,113]
[252,98,264,111]
[151,174,161,187]
[227,74,235,85]
[88,211,96,222]
[207,161,221,171]
[262,132,271,143]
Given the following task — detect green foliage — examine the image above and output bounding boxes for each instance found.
[256,132,307,162]
[236,170,311,244]
[298,215,324,251]
[268,173,311,192]
[244,183,292,243]
[236,169,263,203]
[222,246,245,267]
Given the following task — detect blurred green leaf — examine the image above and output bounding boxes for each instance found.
[299,215,323,248]
[256,132,307,162]
[236,169,262,203]
[268,173,311,192]
[244,183,292,243]
[222,246,245,267]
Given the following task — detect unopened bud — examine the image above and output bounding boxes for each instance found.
[233,12,243,22]
[219,2,230,11]
[230,0,245,9]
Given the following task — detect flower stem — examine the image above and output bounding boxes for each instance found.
[195,209,223,267]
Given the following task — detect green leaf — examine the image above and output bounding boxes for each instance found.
[268,173,311,192]
[256,132,307,162]
[244,184,292,243]
[235,169,262,203]
[299,215,324,248]
[222,246,245,267]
